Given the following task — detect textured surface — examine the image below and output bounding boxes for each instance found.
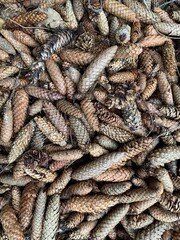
[94,167,134,182]
[91,204,129,240]
[47,168,72,195]
[31,189,47,240]
[34,116,66,146]
[72,151,125,180]
[59,49,95,65]
[159,192,180,213]
[12,186,21,213]
[103,0,137,22]
[162,41,177,81]
[78,46,117,94]
[0,2,179,240]
[0,99,13,143]
[46,58,66,95]
[5,11,48,28]
[117,187,160,203]
[81,97,99,132]
[56,99,82,119]
[154,22,180,36]
[101,182,132,195]
[97,10,109,36]
[25,85,64,101]
[123,0,160,23]
[99,123,134,143]
[69,220,97,240]
[0,66,19,80]
[41,194,60,240]
[0,205,24,240]
[19,182,39,231]
[0,29,30,54]
[149,205,179,222]
[43,100,69,139]
[109,71,137,83]
[63,194,120,213]
[69,116,90,149]
[50,149,83,161]
[37,29,74,61]
[13,89,29,133]
[61,212,85,231]
[153,168,174,193]
[95,103,124,127]
[157,71,174,105]
[147,146,180,167]
[14,30,39,47]
[25,166,57,182]
[8,121,35,163]
[122,213,154,230]
[135,221,171,240]
[61,180,94,199]
[0,174,31,186]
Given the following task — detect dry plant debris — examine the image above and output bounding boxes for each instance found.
[0,0,179,239]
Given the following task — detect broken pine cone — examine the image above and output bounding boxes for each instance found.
[23,149,50,169]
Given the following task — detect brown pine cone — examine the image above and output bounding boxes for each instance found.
[63,194,120,213]
[23,149,50,169]
[75,32,95,52]
[5,11,48,29]
[19,182,39,231]
[13,88,29,134]
[0,205,24,240]
[0,191,11,210]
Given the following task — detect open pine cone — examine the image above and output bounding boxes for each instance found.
[75,32,95,52]
[23,149,50,169]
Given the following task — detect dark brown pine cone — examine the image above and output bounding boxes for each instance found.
[23,149,50,169]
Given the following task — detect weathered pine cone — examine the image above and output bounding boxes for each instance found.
[23,149,50,169]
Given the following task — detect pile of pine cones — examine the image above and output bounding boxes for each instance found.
[0,0,180,239]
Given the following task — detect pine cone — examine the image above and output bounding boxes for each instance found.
[60,212,84,231]
[37,29,74,61]
[23,149,50,169]
[123,0,160,23]
[61,180,94,199]
[0,205,24,240]
[63,194,120,213]
[149,205,179,222]
[13,88,29,134]
[95,102,123,127]
[94,167,134,182]
[8,121,35,163]
[59,49,95,65]
[75,32,95,52]
[103,0,137,22]
[12,186,21,213]
[5,11,48,29]
[92,204,129,240]
[19,182,39,231]
[135,221,171,240]
[25,85,64,101]
[159,192,180,213]
[0,66,19,80]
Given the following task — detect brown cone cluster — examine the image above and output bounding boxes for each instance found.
[0,0,179,239]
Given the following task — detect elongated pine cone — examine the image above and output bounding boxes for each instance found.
[5,11,48,28]
[0,205,24,240]
[13,88,29,134]
[0,1,180,240]
[63,194,120,213]
[19,182,39,231]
